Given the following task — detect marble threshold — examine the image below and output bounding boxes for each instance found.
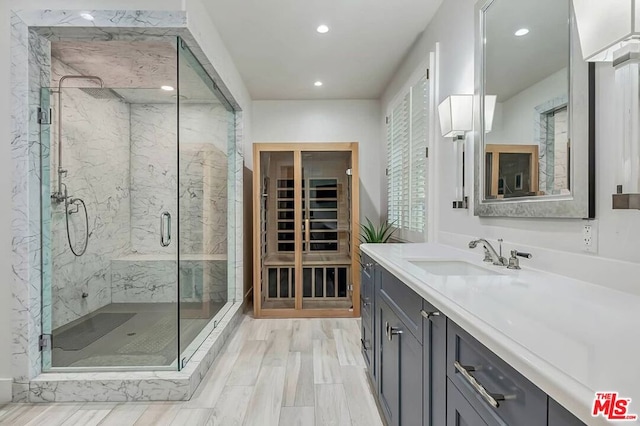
[28,303,243,403]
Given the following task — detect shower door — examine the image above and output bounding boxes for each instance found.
[40,83,180,371]
[253,143,360,318]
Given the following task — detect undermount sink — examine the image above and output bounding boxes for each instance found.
[407,260,502,276]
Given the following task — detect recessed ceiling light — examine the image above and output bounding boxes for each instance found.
[161,85,175,91]
[316,25,329,34]
[314,81,323,87]
[80,12,95,21]
[514,28,530,37]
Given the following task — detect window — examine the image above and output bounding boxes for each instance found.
[387,73,429,236]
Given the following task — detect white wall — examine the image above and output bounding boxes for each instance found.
[0,0,13,404]
[252,100,383,221]
[382,0,640,293]
[488,68,567,146]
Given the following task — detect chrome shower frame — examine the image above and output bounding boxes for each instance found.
[51,75,104,203]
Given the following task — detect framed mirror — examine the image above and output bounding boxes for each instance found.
[474,0,595,218]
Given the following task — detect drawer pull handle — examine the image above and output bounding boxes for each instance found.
[454,361,515,409]
[421,309,441,320]
[387,325,403,341]
[360,296,370,307]
[360,338,369,351]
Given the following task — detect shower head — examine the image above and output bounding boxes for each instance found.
[79,87,124,101]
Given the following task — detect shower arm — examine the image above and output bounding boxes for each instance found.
[52,75,104,202]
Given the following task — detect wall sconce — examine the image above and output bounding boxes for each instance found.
[574,1,640,210]
[438,95,473,139]
[438,95,496,208]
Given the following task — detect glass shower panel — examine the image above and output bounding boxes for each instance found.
[41,85,180,370]
[301,151,353,310]
[177,38,234,366]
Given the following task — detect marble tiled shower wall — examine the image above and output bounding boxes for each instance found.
[49,59,231,327]
[50,58,131,329]
[130,103,228,256]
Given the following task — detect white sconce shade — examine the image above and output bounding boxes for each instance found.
[573,0,640,61]
[438,95,473,138]
[438,95,497,137]
[484,95,497,133]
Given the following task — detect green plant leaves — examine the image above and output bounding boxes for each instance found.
[360,217,396,243]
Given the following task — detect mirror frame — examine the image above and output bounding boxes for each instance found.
[473,0,595,218]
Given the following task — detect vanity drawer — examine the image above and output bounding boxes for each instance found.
[447,320,547,426]
[379,268,422,341]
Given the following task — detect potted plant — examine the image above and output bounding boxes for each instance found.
[360,218,396,244]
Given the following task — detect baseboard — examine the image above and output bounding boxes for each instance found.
[0,378,12,403]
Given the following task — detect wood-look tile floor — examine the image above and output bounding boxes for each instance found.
[0,316,384,426]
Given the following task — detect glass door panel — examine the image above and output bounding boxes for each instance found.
[177,38,234,367]
[301,151,353,310]
[41,84,180,370]
[259,150,298,311]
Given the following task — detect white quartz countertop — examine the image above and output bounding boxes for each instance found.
[361,243,640,426]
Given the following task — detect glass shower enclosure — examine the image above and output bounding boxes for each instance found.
[39,37,236,371]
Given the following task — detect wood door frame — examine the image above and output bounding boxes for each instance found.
[252,142,360,318]
[485,144,539,198]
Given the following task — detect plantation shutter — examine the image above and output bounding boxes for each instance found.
[387,72,429,235]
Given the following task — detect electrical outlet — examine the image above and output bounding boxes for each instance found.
[582,220,598,253]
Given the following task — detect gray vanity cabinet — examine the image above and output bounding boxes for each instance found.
[360,254,375,381]
[424,299,446,426]
[447,379,494,426]
[548,399,587,426]
[378,296,423,426]
[362,260,587,426]
[447,320,547,426]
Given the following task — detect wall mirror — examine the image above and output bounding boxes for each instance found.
[474,0,595,218]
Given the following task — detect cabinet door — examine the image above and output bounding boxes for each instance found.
[423,300,446,426]
[548,398,586,426]
[379,297,423,426]
[400,320,423,426]
[379,299,400,426]
[360,255,374,327]
[361,319,374,380]
[447,380,491,426]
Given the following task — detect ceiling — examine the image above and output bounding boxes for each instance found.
[51,41,222,105]
[206,0,443,100]
[485,0,569,102]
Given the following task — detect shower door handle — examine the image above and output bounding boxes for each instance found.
[160,212,172,247]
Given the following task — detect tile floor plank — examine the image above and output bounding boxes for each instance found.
[243,366,286,426]
[278,406,315,426]
[341,367,384,426]
[98,403,148,425]
[226,340,268,386]
[60,403,115,426]
[315,384,351,426]
[24,404,83,426]
[1,316,383,426]
[134,403,181,426]
[169,408,213,426]
[313,339,343,384]
[209,386,253,426]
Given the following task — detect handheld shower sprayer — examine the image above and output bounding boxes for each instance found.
[51,75,102,257]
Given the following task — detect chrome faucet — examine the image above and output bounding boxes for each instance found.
[468,238,508,266]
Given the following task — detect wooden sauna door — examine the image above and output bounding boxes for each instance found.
[252,143,360,318]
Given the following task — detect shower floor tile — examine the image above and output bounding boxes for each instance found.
[51,302,224,368]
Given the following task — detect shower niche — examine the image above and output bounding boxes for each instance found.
[253,143,360,318]
[39,38,236,371]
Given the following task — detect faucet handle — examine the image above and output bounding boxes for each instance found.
[507,250,532,269]
[513,250,532,259]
